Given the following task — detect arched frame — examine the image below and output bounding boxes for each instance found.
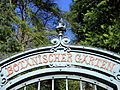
[0,36,120,90]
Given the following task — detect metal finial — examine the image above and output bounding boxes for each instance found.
[56,19,66,36]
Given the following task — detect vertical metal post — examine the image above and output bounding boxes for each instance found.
[24,85,26,90]
[38,81,40,90]
[66,78,68,90]
[94,84,97,90]
[80,81,83,90]
[52,77,54,90]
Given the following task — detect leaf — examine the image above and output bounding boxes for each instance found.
[97,0,107,7]
[103,34,108,37]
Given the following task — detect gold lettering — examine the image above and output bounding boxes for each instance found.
[13,63,19,72]
[38,55,42,64]
[25,58,34,68]
[30,56,38,65]
[100,60,107,70]
[43,54,48,63]
[54,54,60,62]
[18,60,26,70]
[95,58,102,67]
[5,65,13,76]
[61,53,66,62]
[81,55,88,63]
[67,53,72,62]
[75,54,81,62]
[48,54,53,62]
[107,61,116,72]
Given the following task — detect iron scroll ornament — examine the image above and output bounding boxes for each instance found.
[114,64,120,82]
[0,67,7,87]
[50,19,71,52]
[51,37,70,46]
[50,37,71,52]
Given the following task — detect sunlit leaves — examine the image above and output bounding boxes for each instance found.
[97,0,107,7]
[68,0,120,53]
[0,0,60,58]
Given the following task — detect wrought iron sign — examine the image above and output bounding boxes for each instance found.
[0,20,120,90]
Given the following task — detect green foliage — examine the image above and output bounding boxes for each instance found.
[67,0,120,53]
[41,80,52,90]
[26,83,38,90]
[68,80,79,90]
[55,79,66,90]
[0,2,19,58]
[0,0,60,58]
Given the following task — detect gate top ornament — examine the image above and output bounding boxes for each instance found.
[51,19,71,52]
[0,19,120,90]
[56,18,66,35]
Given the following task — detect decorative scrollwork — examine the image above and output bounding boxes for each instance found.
[0,68,7,87]
[117,74,120,81]
[50,19,71,52]
[50,37,71,52]
[51,38,60,45]
[61,37,70,45]
[51,37,70,46]
[1,78,7,85]
[114,64,120,82]
[49,63,71,67]
[116,69,120,82]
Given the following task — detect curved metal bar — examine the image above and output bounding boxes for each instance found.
[1,44,120,66]
[1,50,118,79]
[0,38,120,90]
[2,67,118,90]
[69,45,120,63]
[10,74,113,90]
[0,46,53,66]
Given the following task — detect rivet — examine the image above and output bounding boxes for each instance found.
[110,79,113,81]
[1,74,4,77]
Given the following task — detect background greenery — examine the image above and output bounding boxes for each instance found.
[0,0,120,89]
[0,0,120,58]
[0,0,60,58]
[65,0,120,54]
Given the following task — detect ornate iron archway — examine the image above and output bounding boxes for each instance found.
[0,21,120,90]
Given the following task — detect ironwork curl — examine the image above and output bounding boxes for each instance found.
[51,37,70,46]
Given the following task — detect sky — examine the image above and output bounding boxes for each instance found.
[55,0,72,11]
